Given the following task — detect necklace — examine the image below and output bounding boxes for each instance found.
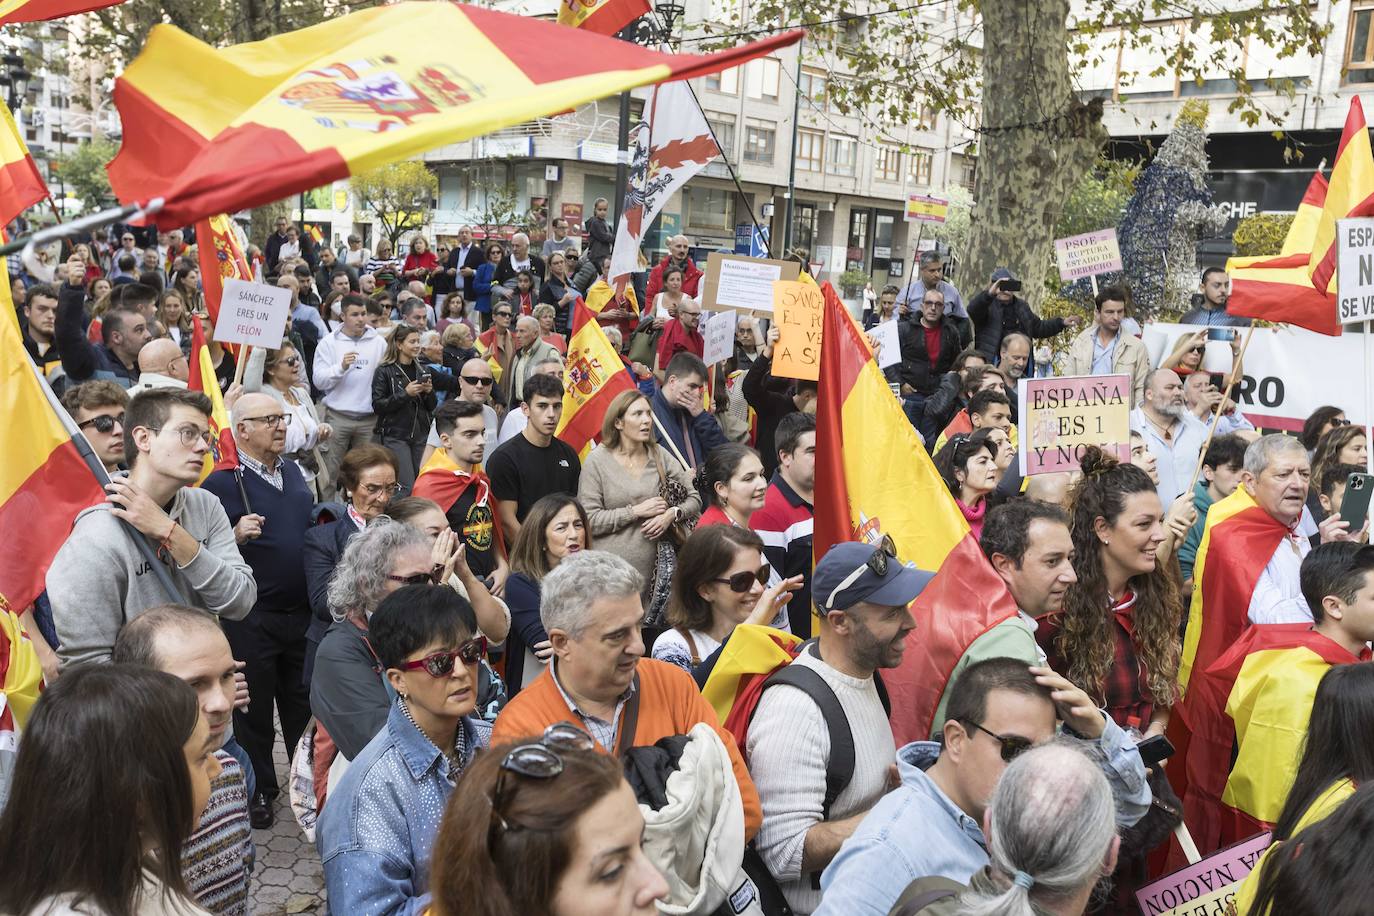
[398,697,466,775]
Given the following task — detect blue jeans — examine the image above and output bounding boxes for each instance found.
[901,393,927,433]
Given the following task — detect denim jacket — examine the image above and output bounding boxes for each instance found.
[815,715,1149,916]
[318,701,493,915]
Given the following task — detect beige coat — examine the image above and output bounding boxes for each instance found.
[1063,323,1153,407]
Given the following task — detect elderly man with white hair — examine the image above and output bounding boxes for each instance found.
[129,337,190,393]
[646,233,702,302]
[504,315,561,411]
[493,231,546,296]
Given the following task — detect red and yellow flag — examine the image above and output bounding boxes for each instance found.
[556,0,650,35]
[0,258,105,614]
[556,299,634,458]
[0,0,123,26]
[195,213,252,328]
[188,315,238,482]
[0,104,47,228]
[1309,96,1374,295]
[106,1,800,226]
[1226,172,1340,336]
[813,282,1019,741]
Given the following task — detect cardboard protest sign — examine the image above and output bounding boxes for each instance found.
[1135,832,1270,916]
[701,310,737,366]
[868,318,902,369]
[1053,228,1122,282]
[1017,374,1131,475]
[212,279,292,348]
[701,252,801,316]
[772,281,823,380]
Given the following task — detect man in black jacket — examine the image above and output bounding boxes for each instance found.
[897,288,962,431]
[444,225,485,304]
[967,267,1080,359]
[493,232,547,289]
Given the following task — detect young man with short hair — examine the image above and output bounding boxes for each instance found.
[47,388,257,666]
[1179,433,1248,587]
[56,257,152,388]
[751,411,817,636]
[653,351,728,472]
[313,292,387,485]
[1064,285,1152,405]
[62,381,130,473]
[933,385,1013,453]
[20,282,59,370]
[486,372,581,545]
[1320,461,1365,522]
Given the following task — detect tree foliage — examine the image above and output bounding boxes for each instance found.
[350,160,438,249]
[53,137,118,213]
[1232,212,1293,257]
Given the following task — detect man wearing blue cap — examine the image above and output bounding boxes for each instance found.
[747,536,930,914]
[968,266,1081,361]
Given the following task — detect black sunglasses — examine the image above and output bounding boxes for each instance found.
[462,374,494,386]
[713,565,770,593]
[78,412,125,433]
[494,311,513,319]
[386,565,443,587]
[488,723,596,848]
[966,721,1033,763]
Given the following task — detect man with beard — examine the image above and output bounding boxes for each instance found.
[746,540,929,913]
[1130,369,1209,507]
[1180,266,1250,328]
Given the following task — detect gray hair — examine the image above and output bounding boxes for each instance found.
[919,249,944,267]
[326,518,430,622]
[958,742,1115,916]
[669,233,689,246]
[540,550,644,637]
[1243,432,1308,477]
[419,330,441,348]
[604,326,624,349]
[515,315,539,334]
[533,356,563,374]
[511,232,530,245]
[1000,332,1031,353]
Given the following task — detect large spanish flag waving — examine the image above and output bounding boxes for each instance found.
[813,282,1019,743]
[106,2,800,226]
[1309,96,1374,296]
[1174,624,1363,859]
[0,260,105,614]
[0,104,47,228]
[557,0,650,35]
[187,316,238,482]
[556,299,634,458]
[0,0,123,25]
[195,213,252,328]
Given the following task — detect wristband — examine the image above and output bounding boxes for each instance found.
[158,520,177,561]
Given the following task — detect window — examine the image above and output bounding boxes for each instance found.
[1349,5,1374,83]
[685,186,735,232]
[916,104,937,130]
[797,129,824,172]
[908,148,933,186]
[793,203,817,253]
[706,67,739,94]
[798,68,828,107]
[847,209,870,269]
[743,119,775,163]
[706,113,736,158]
[953,153,977,191]
[875,144,901,182]
[827,134,857,177]
[744,58,780,101]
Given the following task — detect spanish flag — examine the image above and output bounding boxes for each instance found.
[556,0,650,35]
[0,105,46,228]
[195,213,252,328]
[556,299,634,457]
[1,605,43,731]
[412,449,506,556]
[187,315,238,482]
[106,1,800,226]
[1176,625,1363,856]
[698,622,804,743]
[1226,172,1341,336]
[0,260,105,614]
[0,0,122,26]
[813,282,1019,742]
[1309,96,1374,296]
[1177,486,1292,693]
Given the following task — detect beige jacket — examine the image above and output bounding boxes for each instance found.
[1063,323,1152,407]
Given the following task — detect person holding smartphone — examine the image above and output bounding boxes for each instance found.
[371,324,437,487]
[967,266,1081,361]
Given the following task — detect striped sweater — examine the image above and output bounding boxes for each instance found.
[182,750,254,916]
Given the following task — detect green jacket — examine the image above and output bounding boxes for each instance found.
[1179,480,1215,584]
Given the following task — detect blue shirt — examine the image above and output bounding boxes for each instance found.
[318,701,492,916]
[1091,330,1119,375]
[895,279,967,319]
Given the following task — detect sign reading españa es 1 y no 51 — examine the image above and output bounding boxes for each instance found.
[1018,374,1132,475]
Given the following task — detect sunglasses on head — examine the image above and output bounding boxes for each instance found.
[489,722,596,846]
[966,721,1033,763]
[823,533,899,609]
[400,637,488,676]
[713,565,770,593]
[78,412,124,433]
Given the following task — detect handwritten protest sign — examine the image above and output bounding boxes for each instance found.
[701,252,800,315]
[213,279,292,348]
[1135,832,1270,916]
[868,318,902,369]
[701,310,737,366]
[1017,374,1131,475]
[772,281,823,380]
[1053,228,1122,282]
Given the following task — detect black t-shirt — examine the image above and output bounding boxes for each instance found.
[487,433,581,522]
[445,486,498,579]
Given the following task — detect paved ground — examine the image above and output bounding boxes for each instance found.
[247,728,327,915]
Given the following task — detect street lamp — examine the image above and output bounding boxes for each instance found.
[612,2,686,233]
[1,52,29,110]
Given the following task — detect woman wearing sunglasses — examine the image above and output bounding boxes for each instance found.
[933,429,1000,541]
[430,728,668,916]
[652,525,801,671]
[244,342,333,498]
[318,584,492,916]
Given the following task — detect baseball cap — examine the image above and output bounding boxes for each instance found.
[990,267,1017,283]
[813,539,934,612]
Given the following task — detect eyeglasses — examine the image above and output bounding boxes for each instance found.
[489,723,596,847]
[713,565,770,593]
[965,721,1033,763]
[823,534,899,609]
[77,412,124,433]
[151,424,215,449]
[494,311,513,319]
[357,481,404,497]
[242,413,292,428]
[385,565,444,586]
[462,375,494,386]
[400,637,488,676]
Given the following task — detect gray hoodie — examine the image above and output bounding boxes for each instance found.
[46,481,257,666]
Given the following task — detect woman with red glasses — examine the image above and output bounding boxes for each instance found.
[317,583,493,916]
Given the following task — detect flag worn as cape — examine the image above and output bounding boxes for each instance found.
[1177,624,1362,856]
[556,299,635,458]
[556,0,649,35]
[1309,96,1374,295]
[188,315,238,482]
[411,448,506,557]
[812,281,1018,741]
[1226,172,1341,336]
[106,1,801,226]
[195,213,253,327]
[0,105,47,228]
[1177,486,1291,693]
[0,254,105,614]
[697,622,804,744]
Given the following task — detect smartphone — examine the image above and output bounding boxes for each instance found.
[1208,373,1226,390]
[1000,279,1023,293]
[1341,472,1374,530]
[1135,734,1175,768]
[1207,328,1237,342]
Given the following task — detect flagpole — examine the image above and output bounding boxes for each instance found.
[0,198,164,258]
[1366,320,1373,475]
[1184,324,1256,497]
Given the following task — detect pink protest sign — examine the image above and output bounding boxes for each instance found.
[1017,374,1131,475]
[1135,832,1271,916]
[1054,228,1122,281]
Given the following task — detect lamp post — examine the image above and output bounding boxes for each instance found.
[612,2,685,235]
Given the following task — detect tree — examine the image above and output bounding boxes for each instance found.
[466,183,539,240]
[350,161,438,249]
[53,138,119,214]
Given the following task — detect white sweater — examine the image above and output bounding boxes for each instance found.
[312,327,387,414]
[745,649,896,914]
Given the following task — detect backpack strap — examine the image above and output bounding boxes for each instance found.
[678,628,701,666]
[760,658,852,822]
[613,673,642,760]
